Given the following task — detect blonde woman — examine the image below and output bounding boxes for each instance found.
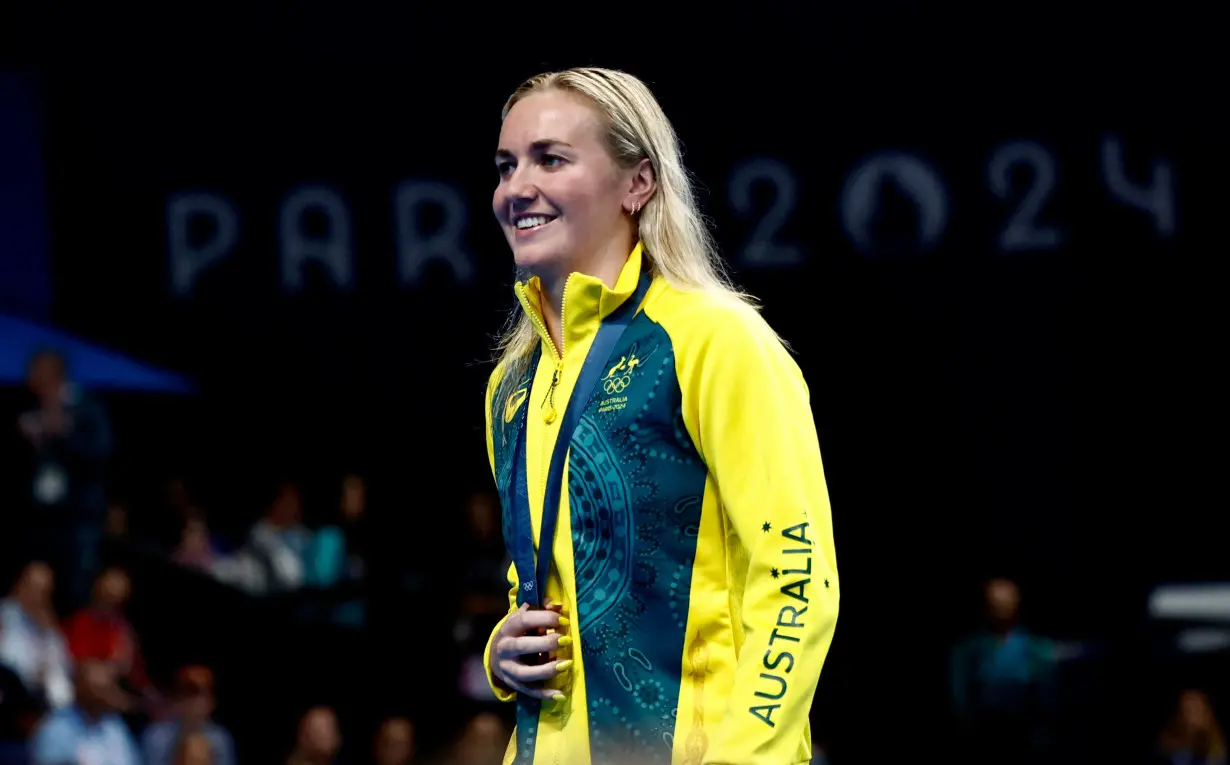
[483,67,839,765]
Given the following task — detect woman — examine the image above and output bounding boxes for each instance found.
[482,68,839,765]
[1157,690,1226,765]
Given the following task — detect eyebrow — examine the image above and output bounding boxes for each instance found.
[494,138,573,161]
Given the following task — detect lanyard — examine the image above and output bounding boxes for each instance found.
[510,271,651,607]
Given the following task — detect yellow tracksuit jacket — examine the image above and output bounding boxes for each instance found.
[484,243,838,765]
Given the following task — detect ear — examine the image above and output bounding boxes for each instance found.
[624,157,657,214]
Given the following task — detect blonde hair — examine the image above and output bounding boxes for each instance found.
[491,67,760,402]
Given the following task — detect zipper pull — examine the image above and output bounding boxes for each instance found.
[542,361,562,424]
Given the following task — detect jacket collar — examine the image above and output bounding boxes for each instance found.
[514,242,645,356]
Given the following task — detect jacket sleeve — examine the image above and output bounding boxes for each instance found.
[683,304,839,765]
[482,366,519,703]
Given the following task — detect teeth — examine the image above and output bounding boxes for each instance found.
[515,215,553,230]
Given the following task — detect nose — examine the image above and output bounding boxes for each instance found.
[509,194,535,216]
[501,168,538,218]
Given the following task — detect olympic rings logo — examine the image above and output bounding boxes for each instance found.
[603,375,632,395]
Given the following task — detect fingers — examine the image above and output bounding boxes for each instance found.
[498,674,554,699]
[501,674,564,700]
[498,657,572,689]
[502,600,568,634]
[493,615,573,699]
[505,608,568,636]
[498,633,565,660]
[500,603,530,638]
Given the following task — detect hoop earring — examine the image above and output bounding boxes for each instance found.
[632,201,641,216]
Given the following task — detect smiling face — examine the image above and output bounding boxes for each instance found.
[493,89,638,286]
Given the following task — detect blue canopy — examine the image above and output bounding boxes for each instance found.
[0,312,196,394]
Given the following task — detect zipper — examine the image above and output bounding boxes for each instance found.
[525,299,562,424]
[526,274,574,535]
[542,362,562,424]
[528,274,575,425]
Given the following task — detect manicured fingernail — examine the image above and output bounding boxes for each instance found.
[557,636,573,648]
[558,616,570,627]
[551,694,567,703]
[555,660,573,673]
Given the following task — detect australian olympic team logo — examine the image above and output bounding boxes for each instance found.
[602,353,641,395]
[603,375,630,395]
[598,349,655,414]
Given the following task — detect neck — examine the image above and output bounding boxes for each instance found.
[537,234,635,352]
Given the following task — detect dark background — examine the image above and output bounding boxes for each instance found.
[1,1,1223,761]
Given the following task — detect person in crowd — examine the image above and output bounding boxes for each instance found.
[63,566,154,707]
[246,482,314,595]
[0,562,73,711]
[950,576,1057,765]
[142,665,235,765]
[371,716,414,765]
[286,705,340,765]
[446,713,509,765]
[30,659,139,765]
[1156,689,1226,765]
[16,349,113,609]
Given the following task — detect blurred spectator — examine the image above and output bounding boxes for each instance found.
[246,482,313,595]
[170,730,214,765]
[286,706,340,765]
[142,665,235,765]
[307,474,368,589]
[144,476,208,552]
[445,712,508,765]
[371,717,413,765]
[0,562,73,711]
[30,659,139,765]
[209,481,313,595]
[1156,689,1225,765]
[16,350,113,608]
[949,576,1056,765]
[63,566,154,708]
[172,516,224,574]
[302,474,369,626]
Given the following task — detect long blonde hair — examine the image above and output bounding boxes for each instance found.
[491,67,758,403]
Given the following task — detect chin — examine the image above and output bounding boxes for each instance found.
[511,241,565,277]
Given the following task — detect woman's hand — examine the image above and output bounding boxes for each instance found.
[489,603,573,699]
